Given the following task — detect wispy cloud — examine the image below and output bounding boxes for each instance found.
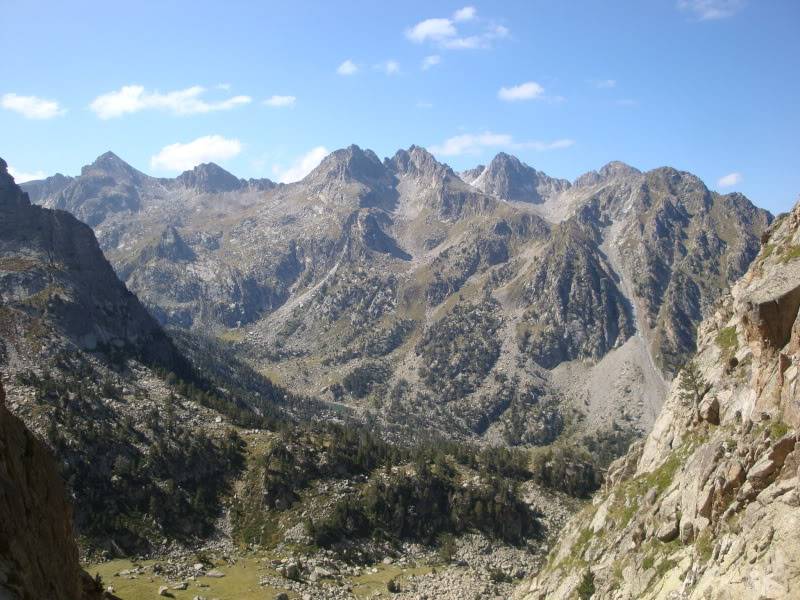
[416,101,434,109]
[498,81,545,102]
[8,166,46,183]
[594,79,617,89]
[90,85,251,119]
[376,60,400,75]
[337,60,359,76]
[678,0,746,20]
[406,7,508,50]
[429,131,574,156]
[273,146,329,183]
[150,135,242,171]
[421,55,441,70]
[616,98,639,107]
[717,172,743,187]
[1,93,66,119]
[264,95,296,108]
[453,6,477,21]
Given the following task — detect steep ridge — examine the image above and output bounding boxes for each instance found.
[23,149,770,452]
[0,381,111,600]
[518,198,800,600]
[0,157,185,369]
[0,157,303,555]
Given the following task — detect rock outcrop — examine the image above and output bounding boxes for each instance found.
[0,381,109,600]
[517,198,800,600]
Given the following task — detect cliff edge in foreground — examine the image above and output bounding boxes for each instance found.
[0,381,111,600]
[518,199,800,599]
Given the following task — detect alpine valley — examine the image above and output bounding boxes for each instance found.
[3,144,797,600]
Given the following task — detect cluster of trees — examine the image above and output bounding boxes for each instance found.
[21,368,245,554]
[308,459,538,548]
[416,301,502,402]
[342,361,392,398]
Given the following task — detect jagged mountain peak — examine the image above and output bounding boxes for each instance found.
[470,151,571,204]
[599,160,640,179]
[460,164,485,184]
[81,150,142,181]
[176,162,243,193]
[305,144,388,185]
[388,145,453,180]
[575,160,641,187]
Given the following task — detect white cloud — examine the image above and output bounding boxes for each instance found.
[273,146,330,183]
[150,135,242,172]
[498,81,545,102]
[441,24,508,49]
[717,172,743,187]
[406,18,457,43]
[377,60,400,75]
[264,95,296,107]
[337,60,359,75]
[678,0,745,20]
[421,55,441,70]
[616,98,639,107]
[8,166,46,183]
[595,79,617,89]
[406,11,508,50]
[416,101,434,109]
[1,93,65,119]
[429,131,574,156]
[453,6,477,21]
[89,85,251,119]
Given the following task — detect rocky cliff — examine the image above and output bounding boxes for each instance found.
[0,381,109,600]
[517,198,800,599]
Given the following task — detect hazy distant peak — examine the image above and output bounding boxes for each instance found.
[82,150,142,181]
[459,165,485,184]
[388,145,452,180]
[471,151,570,203]
[306,144,388,184]
[600,160,640,178]
[177,162,243,193]
[575,160,641,187]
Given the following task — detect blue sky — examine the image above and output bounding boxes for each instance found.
[1,0,798,213]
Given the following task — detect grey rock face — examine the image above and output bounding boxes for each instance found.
[518,219,634,368]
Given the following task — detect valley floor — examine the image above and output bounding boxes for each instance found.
[86,537,538,600]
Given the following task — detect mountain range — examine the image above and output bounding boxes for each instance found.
[22,146,771,451]
[1,146,795,600]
